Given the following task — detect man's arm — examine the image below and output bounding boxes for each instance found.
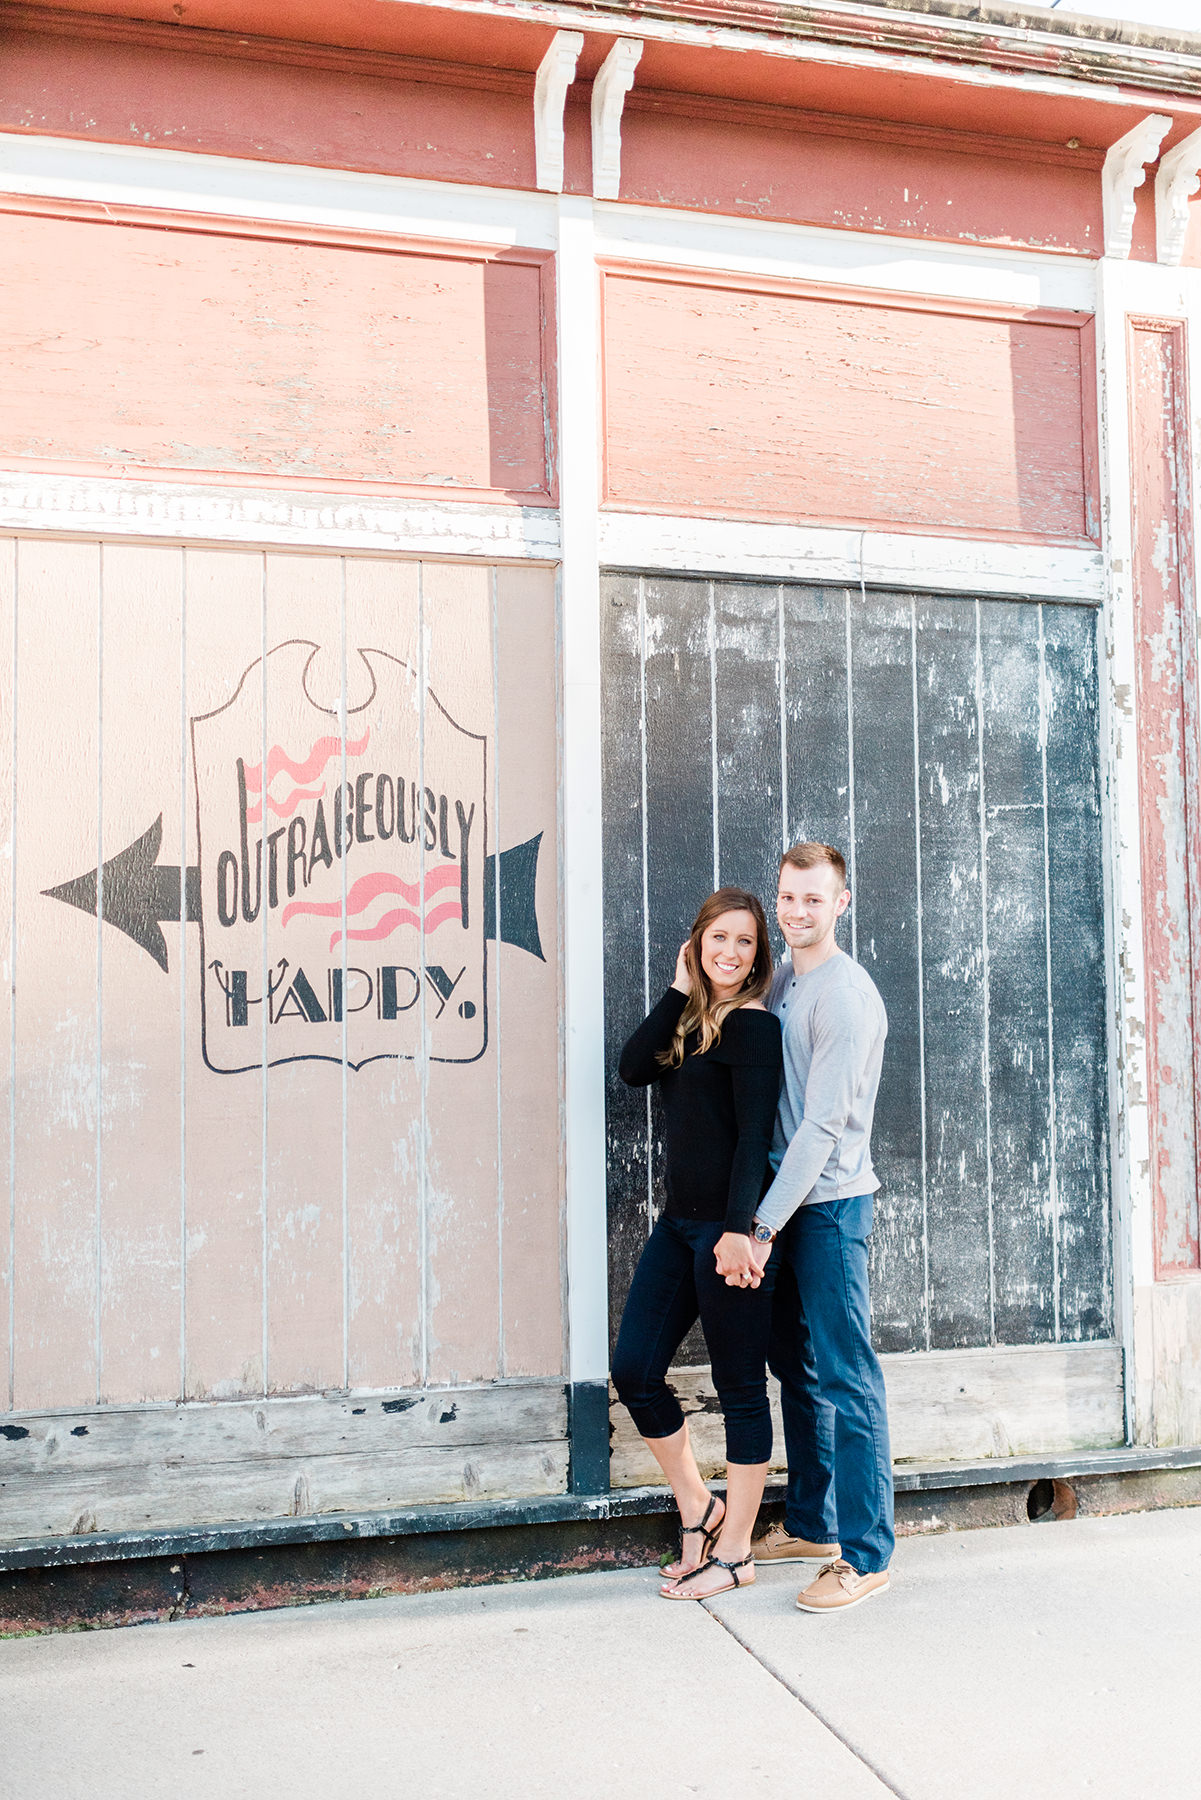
[754,988,877,1234]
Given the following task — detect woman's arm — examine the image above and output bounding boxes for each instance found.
[617,986,689,1088]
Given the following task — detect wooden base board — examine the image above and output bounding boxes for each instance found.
[609,1341,1125,1487]
[0,1382,568,1543]
[0,1343,1126,1543]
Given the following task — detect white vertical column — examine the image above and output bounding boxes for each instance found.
[1095,252,1198,1443]
[1094,252,1149,1442]
[557,193,611,1480]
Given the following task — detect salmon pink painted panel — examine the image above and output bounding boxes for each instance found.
[618,104,1102,257]
[602,270,1094,544]
[0,26,539,192]
[0,210,552,501]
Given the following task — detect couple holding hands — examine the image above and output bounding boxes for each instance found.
[612,842,894,1614]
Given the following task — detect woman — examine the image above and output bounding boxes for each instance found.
[611,887,783,1599]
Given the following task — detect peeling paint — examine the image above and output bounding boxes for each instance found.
[1127,318,1201,1276]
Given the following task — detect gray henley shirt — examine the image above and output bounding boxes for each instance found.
[755,949,888,1233]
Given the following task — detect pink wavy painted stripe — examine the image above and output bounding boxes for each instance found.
[328,906,420,951]
[281,862,461,930]
[245,784,324,825]
[243,729,370,793]
[328,898,462,953]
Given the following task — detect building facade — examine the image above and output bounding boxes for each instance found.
[0,0,1199,1553]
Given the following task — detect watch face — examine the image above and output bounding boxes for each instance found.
[754,1225,772,1241]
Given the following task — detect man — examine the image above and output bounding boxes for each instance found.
[716,841,892,1613]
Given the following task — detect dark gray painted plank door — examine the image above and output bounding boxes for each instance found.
[850,593,926,1354]
[714,581,784,907]
[1043,604,1111,1342]
[600,575,652,1353]
[980,599,1056,1345]
[916,599,991,1349]
[782,583,853,953]
[600,573,1112,1357]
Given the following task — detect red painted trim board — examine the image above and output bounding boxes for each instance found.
[1128,315,1201,1279]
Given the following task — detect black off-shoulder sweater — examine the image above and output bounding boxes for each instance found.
[618,987,784,1236]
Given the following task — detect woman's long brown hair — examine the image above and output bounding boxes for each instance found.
[659,887,774,1068]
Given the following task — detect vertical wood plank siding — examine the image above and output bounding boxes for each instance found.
[601,573,1111,1355]
[1,541,563,1415]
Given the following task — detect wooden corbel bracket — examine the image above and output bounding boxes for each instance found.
[591,38,643,202]
[1102,113,1172,259]
[534,30,584,194]
[1155,127,1201,267]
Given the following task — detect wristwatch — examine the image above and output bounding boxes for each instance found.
[751,1219,776,1244]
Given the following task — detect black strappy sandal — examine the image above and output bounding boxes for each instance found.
[661,1493,724,1579]
[660,1553,755,1600]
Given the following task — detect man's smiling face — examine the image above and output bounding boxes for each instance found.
[776,861,850,955]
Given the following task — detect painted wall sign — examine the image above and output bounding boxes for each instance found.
[44,639,543,1074]
[4,544,565,1406]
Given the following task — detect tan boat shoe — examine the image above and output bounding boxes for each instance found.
[750,1521,842,1564]
[796,1559,890,1613]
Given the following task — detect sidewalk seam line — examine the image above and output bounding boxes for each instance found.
[702,1603,913,1800]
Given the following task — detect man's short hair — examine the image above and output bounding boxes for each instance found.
[779,841,848,888]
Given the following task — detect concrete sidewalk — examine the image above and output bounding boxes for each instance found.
[1,1506,1198,1800]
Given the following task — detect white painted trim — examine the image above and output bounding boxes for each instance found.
[0,132,1099,318]
[0,472,561,560]
[590,38,643,203]
[377,0,1201,112]
[0,471,1108,603]
[1101,115,1172,261]
[0,131,559,249]
[1100,258,1201,1448]
[556,197,611,1387]
[599,513,1105,602]
[1155,128,1201,269]
[1092,250,1201,1444]
[595,202,1098,313]
[534,31,584,195]
[1093,257,1151,1445]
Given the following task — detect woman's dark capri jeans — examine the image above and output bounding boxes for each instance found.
[612,1214,778,1465]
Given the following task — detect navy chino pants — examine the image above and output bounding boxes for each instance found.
[768,1194,895,1574]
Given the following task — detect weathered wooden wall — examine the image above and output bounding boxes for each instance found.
[601,270,1097,542]
[1,1383,569,1538]
[0,541,563,1423]
[601,572,1112,1362]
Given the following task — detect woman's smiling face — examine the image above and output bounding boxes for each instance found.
[698,908,759,999]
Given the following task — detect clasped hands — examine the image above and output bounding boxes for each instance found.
[714,1231,773,1289]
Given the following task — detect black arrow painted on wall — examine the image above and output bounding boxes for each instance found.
[44,816,544,973]
[44,816,199,974]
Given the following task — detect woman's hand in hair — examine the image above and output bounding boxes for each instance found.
[671,940,693,997]
[714,1232,763,1288]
